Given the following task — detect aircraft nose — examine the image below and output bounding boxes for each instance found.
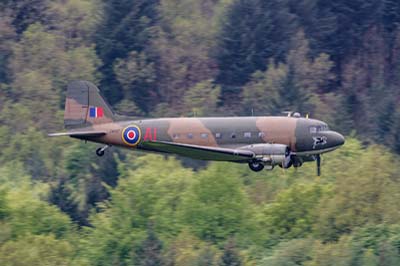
[331,131,345,147]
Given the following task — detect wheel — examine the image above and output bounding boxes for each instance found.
[279,160,292,169]
[291,155,302,168]
[248,161,264,172]
[96,147,105,157]
[293,161,302,168]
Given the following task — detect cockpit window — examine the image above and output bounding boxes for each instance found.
[310,125,329,133]
[310,126,317,133]
[321,125,329,131]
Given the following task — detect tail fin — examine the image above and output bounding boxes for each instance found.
[64,80,115,129]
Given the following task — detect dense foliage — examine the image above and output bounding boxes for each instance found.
[1,0,400,265]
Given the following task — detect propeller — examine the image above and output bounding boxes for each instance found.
[316,154,321,176]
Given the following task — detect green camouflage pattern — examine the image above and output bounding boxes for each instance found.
[52,81,345,166]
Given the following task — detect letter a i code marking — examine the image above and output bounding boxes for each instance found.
[144,128,152,141]
[144,128,158,141]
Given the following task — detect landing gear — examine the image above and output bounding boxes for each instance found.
[293,161,303,168]
[96,145,110,157]
[315,154,321,176]
[279,157,293,169]
[248,161,264,172]
[292,156,303,168]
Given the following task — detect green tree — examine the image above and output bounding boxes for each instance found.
[0,12,16,84]
[0,234,74,266]
[79,155,194,265]
[0,163,73,241]
[5,183,73,239]
[261,239,313,266]
[50,142,117,225]
[314,145,400,242]
[305,236,353,266]
[260,183,329,243]
[383,0,400,32]
[195,246,218,266]
[135,226,165,266]
[95,0,159,104]
[183,80,221,116]
[9,23,100,130]
[0,128,53,179]
[0,0,51,34]
[164,230,218,266]
[216,0,295,90]
[179,163,252,243]
[152,0,225,113]
[311,0,381,84]
[47,0,101,46]
[219,239,242,266]
[242,31,335,117]
[351,225,400,266]
[113,51,156,113]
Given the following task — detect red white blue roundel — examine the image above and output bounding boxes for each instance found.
[122,125,141,146]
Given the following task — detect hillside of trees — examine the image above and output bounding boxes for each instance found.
[1,0,400,265]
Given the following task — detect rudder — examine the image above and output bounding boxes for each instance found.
[64,81,115,129]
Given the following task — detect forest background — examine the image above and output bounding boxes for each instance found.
[1,0,400,265]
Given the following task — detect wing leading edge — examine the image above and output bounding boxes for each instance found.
[140,141,255,162]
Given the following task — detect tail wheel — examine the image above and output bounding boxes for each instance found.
[96,147,105,157]
[248,161,264,172]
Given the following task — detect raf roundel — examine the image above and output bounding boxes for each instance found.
[122,125,141,146]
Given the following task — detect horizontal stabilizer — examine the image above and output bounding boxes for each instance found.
[48,131,106,138]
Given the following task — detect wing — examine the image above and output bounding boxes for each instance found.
[48,131,106,138]
[140,141,255,162]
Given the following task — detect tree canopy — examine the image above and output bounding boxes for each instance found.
[1,0,400,265]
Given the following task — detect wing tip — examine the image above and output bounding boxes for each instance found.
[48,132,68,137]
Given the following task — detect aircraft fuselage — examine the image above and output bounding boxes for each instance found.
[78,116,344,161]
[50,81,345,175]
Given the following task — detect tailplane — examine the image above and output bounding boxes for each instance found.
[64,80,115,129]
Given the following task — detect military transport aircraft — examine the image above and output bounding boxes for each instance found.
[49,81,345,176]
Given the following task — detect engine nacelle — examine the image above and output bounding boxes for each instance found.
[243,144,292,169]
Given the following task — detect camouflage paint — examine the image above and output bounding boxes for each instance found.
[53,81,345,163]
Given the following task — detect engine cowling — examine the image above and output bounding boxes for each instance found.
[243,144,292,169]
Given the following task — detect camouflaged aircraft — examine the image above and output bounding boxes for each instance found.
[49,81,345,175]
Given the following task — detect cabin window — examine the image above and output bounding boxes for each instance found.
[201,133,208,139]
[187,133,193,139]
[310,126,317,134]
[215,133,222,139]
[244,132,251,138]
[258,132,265,138]
[173,133,180,139]
[231,133,236,139]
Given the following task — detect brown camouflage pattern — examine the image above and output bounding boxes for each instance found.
[53,81,345,163]
[64,81,114,129]
[76,117,307,151]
